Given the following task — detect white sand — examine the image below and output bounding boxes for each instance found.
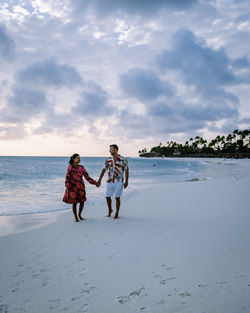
[1,167,250,313]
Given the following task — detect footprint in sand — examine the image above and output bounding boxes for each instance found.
[117,287,147,304]
[17,300,34,312]
[0,303,8,313]
[79,268,87,277]
[156,299,166,305]
[235,275,245,279]
[11,286,20,293]
[160,277,176,285]
[137,306,148,312]
[79,303,90,313]
[32,272,41,279]
[10,281,21,293]
[216,281,228,285]
[117,295,130,304]
[161,264,172,271]
[179,291,191,297]
[71,295,83,301]
[48,299,61,310]
[41,276,50,287]
[153,273,162,279]
[13,271,22,278]
[198,284,211,288]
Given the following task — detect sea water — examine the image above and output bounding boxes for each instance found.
[0,156,248,216]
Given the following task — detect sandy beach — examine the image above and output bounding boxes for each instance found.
[1,170,250,313]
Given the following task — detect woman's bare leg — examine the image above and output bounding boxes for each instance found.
[78,202,84,220]
[72,203,79,222]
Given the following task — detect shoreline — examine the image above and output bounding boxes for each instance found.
[1,156,249,236]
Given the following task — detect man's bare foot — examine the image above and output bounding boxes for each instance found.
[113,214,119,219]
[78,216,84,220]
[75,218,79,222]
[107,209,113,217]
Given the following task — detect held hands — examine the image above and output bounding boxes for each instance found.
[96,180,101,187]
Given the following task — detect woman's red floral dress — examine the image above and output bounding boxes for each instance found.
[63,165,96,204]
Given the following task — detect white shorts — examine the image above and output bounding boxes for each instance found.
[106,181,123,198]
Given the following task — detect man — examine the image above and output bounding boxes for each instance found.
[97,144,129,219]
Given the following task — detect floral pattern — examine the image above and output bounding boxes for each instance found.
[62,165,96,204]
[104,155,128,182]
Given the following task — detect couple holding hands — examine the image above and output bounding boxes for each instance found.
[63,144,129,222]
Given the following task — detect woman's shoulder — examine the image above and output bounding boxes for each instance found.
[67,164,73,171]
[78,164,85,171]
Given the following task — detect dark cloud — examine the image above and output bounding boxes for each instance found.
[0,24,15,61]
[116,27,246,138]
[1,87,49,123]
[71,0,198,16]
[115,107,205,139]
[147,97,238,132]
[33,112,74,136]
[74,83,114,117]
[157,29,237,96]
[16,58,83,88]
[120,68,173,101]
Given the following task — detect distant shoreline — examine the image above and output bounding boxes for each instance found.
[139,153,250,159]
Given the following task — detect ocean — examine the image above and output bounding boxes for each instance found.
[0,156,248,216]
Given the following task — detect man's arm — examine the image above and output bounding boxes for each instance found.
[97,168,106,187]
[124,168,129,189]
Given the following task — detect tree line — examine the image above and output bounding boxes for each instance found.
[139,129,250,158]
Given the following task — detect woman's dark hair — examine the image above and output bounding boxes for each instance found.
[69,153,79,164]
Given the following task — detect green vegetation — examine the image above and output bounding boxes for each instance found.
[139,129,250,158]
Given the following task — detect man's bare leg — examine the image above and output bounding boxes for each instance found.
[114,197,120,219]
[72,203,79,222]
[106,197,113,217]
[78,202,84,220]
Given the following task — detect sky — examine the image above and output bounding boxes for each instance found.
[0,0,250,157]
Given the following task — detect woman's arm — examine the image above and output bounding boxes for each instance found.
[82,167,97,185]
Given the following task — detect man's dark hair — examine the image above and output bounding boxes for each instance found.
[110,144,119,151]
[69,153,79,164]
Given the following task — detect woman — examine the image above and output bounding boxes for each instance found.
[63,154,98,222]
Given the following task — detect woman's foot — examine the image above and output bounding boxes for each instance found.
[113,214,119,219]
[78,215,84,220]
[75,218,79,222]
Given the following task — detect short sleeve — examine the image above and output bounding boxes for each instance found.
[123,158,128,171]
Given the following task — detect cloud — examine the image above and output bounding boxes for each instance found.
[71,0,198,17]
[115,107,205,139]
[16,58,83,88]
[74,83,114,117]
[0,24,15,61]
[120,68,173,101]
[232,57,250,70]
[0,124,27,141]
[116,28,246,138]
[1,87,49,123]
[157,29,237,96]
